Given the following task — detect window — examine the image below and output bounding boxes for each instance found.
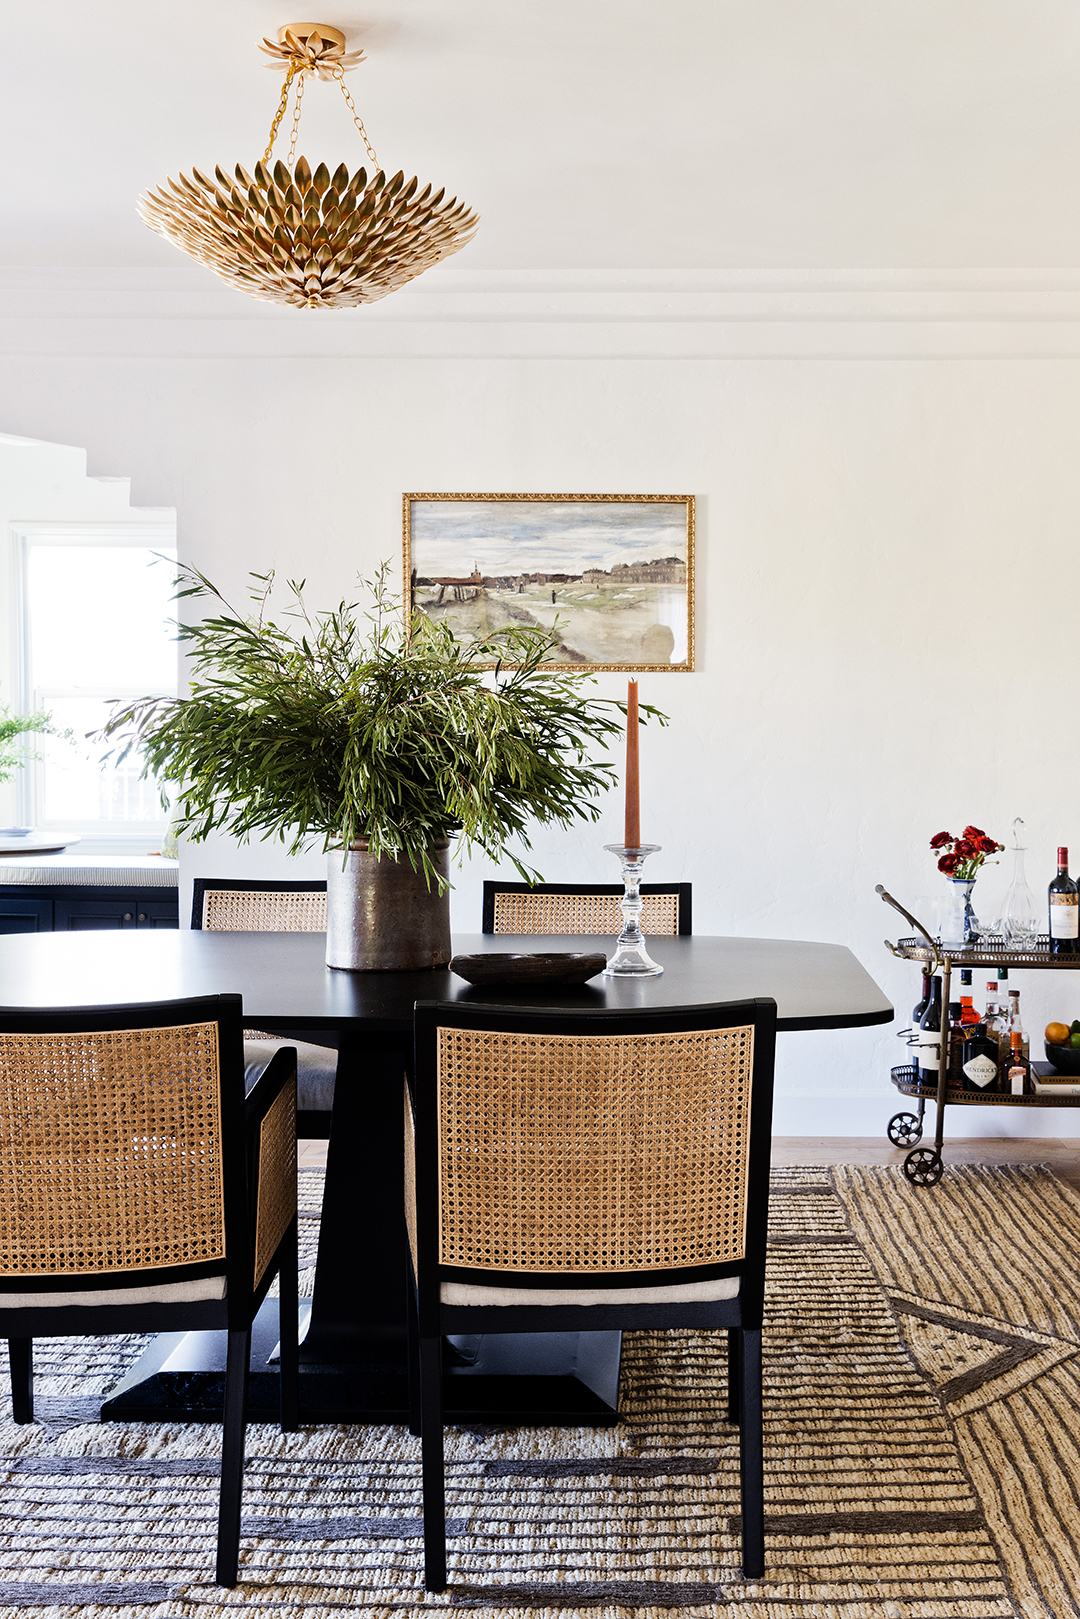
[13,524,177,850]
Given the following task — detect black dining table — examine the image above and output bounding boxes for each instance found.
[0,928,892,1427]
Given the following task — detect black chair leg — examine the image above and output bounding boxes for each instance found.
[420,1334,446,1592]
[8,1339,32,1425]
[727,1328,740,1425]
[406,1268,421,1438]
[278,1216,299,1434]
[737,1328,764,1580]
[216,1326,252,1587]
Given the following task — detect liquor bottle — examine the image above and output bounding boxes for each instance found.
[1049,847,1079,956]
[984,985,1004,1061]
[958,995,980,1029]
[962,1024,1000,1093]
[1005,988,1030,1061]
[916,977,944,1085]
[1005,1031,1033,1096]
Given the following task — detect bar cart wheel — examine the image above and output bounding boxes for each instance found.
[903,1146,943,1187]
[888,1111,923,1147]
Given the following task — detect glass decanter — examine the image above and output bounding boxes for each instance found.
[999,818,1039,949]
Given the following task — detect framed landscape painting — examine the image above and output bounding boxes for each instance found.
[402,493,695,671]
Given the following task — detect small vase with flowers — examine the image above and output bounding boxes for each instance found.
[930,825,1004,948]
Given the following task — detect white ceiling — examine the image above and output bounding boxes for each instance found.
[4,0,1080,269]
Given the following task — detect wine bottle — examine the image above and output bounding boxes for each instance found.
[962,1024,1000,1093]
[1049,846,1079,956]
[916,977,944,1085]
[909,970,932,1069]
[948,1002,964,1084]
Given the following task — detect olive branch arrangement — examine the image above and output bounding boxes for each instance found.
[102,564,665,887]
[0,706,60,785]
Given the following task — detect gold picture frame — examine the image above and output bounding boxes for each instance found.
[402,492,695,672]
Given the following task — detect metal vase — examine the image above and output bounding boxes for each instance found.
[325,840,451,971]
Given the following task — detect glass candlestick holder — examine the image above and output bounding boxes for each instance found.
[602,843,664,977]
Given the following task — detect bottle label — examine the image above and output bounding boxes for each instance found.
[1051,894,1079,938]
[917,1036,940,1071]
[1009,1065,1026,1095]
[963,1054,998,1089]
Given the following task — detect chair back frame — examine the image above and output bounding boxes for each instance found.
[191,877,327,932]
[482,879,692,936]
[0,995,278,1331]
[410,998,776,1339]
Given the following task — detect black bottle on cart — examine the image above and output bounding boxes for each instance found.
[961,1024,999,1093]
[916,976,944,1085]
[907,970,932,1069]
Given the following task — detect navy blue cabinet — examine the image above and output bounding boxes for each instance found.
[0,887,178,934]
[0,893,55,933]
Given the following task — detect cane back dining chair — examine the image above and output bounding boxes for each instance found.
[192,877,337,1137]
[406,995,777,1590]
[0,993,299,1587]
[481,880,692,937]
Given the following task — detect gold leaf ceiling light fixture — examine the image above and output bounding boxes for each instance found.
[137,24,479,309]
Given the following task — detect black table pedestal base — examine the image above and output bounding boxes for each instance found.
[100,1299,621,1427]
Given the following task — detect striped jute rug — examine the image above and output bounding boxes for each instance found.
[0,1163,1076,1617]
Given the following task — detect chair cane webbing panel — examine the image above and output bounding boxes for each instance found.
[253,1078,297,1289]
[202,889,327,932]
[491,891,679,937]
[436,1024,754,1275]
[0,1023,225,1279]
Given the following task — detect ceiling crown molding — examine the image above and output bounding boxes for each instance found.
[3,267,1080,359]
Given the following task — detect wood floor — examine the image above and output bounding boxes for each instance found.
[300,1136,1080,1191]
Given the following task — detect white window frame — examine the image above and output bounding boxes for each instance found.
[10,519,178,851]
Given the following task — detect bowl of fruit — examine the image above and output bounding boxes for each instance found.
[1044,1021,1080,1073]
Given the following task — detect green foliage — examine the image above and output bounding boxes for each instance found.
[102,564,665,886]
[0,705,58,784]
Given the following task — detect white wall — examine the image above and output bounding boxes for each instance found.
[3,270,1080,1133]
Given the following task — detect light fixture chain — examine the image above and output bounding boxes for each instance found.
[288,70,306,165]
[333,65,380,170]
[263,62,300,164]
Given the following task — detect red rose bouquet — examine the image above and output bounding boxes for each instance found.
[929,825,1003,879]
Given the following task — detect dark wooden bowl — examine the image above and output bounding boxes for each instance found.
[449,951,608,987]
[1044,1039,1080,1074]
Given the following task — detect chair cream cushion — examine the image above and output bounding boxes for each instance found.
[0,1274,227,1309]
[245,1037,336,1113]
[440,1274,740,1307]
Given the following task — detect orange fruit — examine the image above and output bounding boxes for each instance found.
[1046,1021,1071,1046]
